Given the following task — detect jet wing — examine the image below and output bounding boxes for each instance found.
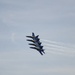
[26,36,34,38]
[27,39,35,43]
[29,43,37,46]
[30,47,39,50]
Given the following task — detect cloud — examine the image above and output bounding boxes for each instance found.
[40,67,75,75]
[11,32,16,43]
[0,0,75,75]
[0,50,75,75]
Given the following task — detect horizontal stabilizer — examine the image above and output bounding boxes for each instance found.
[40,46,43,49]
[36,35,39,38]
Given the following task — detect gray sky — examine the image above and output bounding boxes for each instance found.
[0,0,75,75]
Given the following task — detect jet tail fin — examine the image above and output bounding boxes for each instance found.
[36,35,39,38]
[32,32,35,37]
[39,51,43,55]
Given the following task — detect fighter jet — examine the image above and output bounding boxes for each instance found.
[30,46,45,55]
[29,43,45,55]
[26,32,39,41]
[26,32,45,55]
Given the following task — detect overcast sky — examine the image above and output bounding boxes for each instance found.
[0,0,75,75]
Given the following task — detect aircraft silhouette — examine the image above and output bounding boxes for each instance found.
[26,32,45,55]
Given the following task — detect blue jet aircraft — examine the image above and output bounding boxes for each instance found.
[26,32,45,55]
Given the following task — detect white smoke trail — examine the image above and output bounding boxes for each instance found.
[45,47,75,54]
[43,43,75,52]
[45,47,75,56]
[46,50,75,57]
[41,39,75,47]
[41,39,75,51]
[43,43,66,50]
[41,39,75,56]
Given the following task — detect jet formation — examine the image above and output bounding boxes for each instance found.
[26,32,45,55]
